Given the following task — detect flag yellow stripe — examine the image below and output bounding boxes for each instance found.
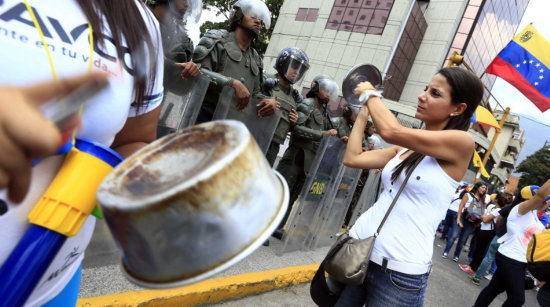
[472,150,490,178]
[513,24,550,68]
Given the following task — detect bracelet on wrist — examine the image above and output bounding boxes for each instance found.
[359,89,383,104]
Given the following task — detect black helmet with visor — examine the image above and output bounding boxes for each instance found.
[274,47,309,85]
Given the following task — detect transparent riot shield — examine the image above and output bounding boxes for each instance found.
[310,165,362,249]
[157,75,209,138]
[348,169,382,227]
[278,135,346,254]
[212,86,281,154]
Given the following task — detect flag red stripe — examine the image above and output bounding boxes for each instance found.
[486,57,550,112]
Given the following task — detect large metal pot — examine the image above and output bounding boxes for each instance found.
[96,120,288,288]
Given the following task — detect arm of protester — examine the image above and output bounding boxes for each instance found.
[343,106,401,170]
[354,82,473,178]
[110,106,161,158]
[456,194,469,228]
[518,179,550,216]
[0,73,108,202]
[482,214,495,223]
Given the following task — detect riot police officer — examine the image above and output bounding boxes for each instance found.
[148,0,201,92]
[262,47,309,166]
[274,75,343,236]
[192,0,279,123]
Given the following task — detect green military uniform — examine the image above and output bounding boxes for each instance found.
[262,74,300,166]
[276,98,344,225]
[193,30,263,123]
[160,20,194,95]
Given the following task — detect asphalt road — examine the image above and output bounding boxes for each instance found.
[203,236,540,307]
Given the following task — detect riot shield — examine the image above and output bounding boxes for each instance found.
[212,86,281,153]
[278,135,346,254]
[348,169,382,227]
[310,165,362,249]
[157,75,209,138]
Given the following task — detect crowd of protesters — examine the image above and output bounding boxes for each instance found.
[437,181,550,306]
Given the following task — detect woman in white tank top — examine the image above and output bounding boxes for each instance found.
[334,67,484,307]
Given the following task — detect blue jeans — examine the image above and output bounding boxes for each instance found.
[441,209,457,239]
[443,215,463,254]
[453,219,477,258]
[474,236,500,279]
[335,261,429,307]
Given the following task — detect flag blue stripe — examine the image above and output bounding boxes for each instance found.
[499,41,550,98]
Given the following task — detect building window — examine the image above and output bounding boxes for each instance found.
[383,1,427,101]
[326,0,395,33]
[296,8,319,22]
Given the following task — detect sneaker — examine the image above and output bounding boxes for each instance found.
[453,256,459,262]
[470,276,481,286]
[442,252,448,259]
[484,274,493,281]
[459,264,476,275]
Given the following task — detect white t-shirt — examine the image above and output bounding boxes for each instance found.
[448,192,463,212]
[498,205,545,263]
[480,204,500,231]
[350,149,459,269]
[0,1,163,305]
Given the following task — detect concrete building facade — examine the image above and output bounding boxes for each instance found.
[264,0,528,186]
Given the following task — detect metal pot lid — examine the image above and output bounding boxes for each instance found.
[342,64,382,105]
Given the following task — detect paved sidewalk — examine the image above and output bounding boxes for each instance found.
[78,219,328,306]
[78,220,539,306]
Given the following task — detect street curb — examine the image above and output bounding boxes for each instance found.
[77,263,318,306]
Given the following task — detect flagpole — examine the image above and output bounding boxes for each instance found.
[474,107,510,183]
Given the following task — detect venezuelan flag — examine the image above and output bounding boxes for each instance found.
[486,24,550,112]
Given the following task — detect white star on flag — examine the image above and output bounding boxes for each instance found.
[540,69,544,73]
[530,60,534,64]
[523,60,527,64]
[540,75,544,80]
[535,82,539,86]
[536,63,541,67]
[516,64,520,68]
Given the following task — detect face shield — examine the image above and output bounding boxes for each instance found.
[316,78,339,105]
[233,0,271,29]
[282,55,309,84]
[167,0,202,23]
[182,0,202,23]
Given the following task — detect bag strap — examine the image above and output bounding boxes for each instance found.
[374,157,423,237]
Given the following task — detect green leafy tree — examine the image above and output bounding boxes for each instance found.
[515,146,550,189]
[200,0,283,55]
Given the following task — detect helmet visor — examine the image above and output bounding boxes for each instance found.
[234,0,271,29]
[317,78,339,103]
[283,55,309,84]
[183,0,202,23]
